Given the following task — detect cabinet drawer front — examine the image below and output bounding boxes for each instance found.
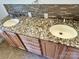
[19,35,39,43]
[25,43,40,50]
[23,40,40,47]
[27,47,42,55]
[26,37,39,43]
[19,35,40,47]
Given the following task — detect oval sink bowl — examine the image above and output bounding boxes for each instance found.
[3,19,19,27]
[49,25,78,39]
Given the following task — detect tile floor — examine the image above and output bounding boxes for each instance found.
[0,40,48,59]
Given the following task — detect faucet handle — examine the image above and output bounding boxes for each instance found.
[63,18,66,22]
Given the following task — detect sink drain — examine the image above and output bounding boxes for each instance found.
[59,32,63,35]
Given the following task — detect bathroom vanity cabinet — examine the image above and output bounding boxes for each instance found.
[0,30,79,59]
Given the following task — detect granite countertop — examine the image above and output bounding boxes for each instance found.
[0,16,79,48]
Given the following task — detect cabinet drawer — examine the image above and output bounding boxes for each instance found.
[19,35,39,43]
[25,43,40,50]
[27,46,41,55]
[19,35,42,55]
[23,40,40,47]
[26,37,39,43]
[19,35,40,47]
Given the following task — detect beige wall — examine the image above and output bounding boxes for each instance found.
[38,0,79,4]
[0,0,79,4]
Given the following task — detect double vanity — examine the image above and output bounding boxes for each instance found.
[0,16,79,59]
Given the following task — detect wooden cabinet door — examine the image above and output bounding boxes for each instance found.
[41,40,67,59]
[19,35,42,55]
[41,40,57,59]
[54,44,67,59]
[64,47,79,59]
[45,41,57,59]
[5,31,25,50]
[0,31,16,47]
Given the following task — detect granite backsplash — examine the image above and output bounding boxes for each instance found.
[4,4,79,20]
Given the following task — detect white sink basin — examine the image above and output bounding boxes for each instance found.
[3,19,19,27]
[49,25,78,39]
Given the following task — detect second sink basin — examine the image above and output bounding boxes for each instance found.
[3,19,19,27]
[49,25,78,39]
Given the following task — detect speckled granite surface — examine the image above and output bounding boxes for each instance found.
[0,16,79,48]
